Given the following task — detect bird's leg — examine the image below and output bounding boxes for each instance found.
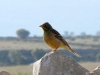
[51,49,56,53]
[47,49,56,54]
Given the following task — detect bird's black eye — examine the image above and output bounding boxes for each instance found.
[44,24,48,27]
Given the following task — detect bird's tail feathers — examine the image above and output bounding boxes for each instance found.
[71,51,81,57]
[64,46,81,57]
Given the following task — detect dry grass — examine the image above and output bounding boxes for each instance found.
[0,65,33,75]
[79,62,100,71]
[0,38,100,50]
[0,40,50,50]
[0,62,100,75]
[0,38,100,75]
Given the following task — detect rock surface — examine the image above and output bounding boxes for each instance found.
[86,66,100,75]
[33,52,89,75]
[0,71,11,75]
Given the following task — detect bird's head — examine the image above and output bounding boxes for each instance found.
[39,22,53,31]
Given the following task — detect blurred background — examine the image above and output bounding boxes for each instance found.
[0,0,100,75]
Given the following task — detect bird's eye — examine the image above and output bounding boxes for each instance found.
[45,24,47,27]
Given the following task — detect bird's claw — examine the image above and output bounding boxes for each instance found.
[47,49,56,55]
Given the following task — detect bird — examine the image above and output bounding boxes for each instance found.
[39,22,81,57]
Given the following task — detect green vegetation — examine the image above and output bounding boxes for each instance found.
[31,49,46,61]
[0,49,100,66]
[8,50,27,65]
[96,53,100,61]
[0,49,46,66]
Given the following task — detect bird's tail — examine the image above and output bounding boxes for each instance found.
[70,50,81,57]
[64,45,81,57]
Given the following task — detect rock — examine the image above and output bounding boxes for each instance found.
[33,51,89,75]
[94,66,100,75]
[0,71,11,75]
[86,66,100,75]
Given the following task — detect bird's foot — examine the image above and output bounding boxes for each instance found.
[47,49,56,54]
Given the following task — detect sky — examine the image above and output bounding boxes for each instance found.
[0,0,100,37]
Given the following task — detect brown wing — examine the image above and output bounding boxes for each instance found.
[51,29,72,49]
[51,29,81,57]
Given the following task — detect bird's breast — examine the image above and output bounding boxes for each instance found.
[43,32,60,49]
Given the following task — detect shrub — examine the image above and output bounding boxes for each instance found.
[8,50,27,65]
[31,49,46,61]
[96,53,100,61]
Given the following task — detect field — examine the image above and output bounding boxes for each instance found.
[0,37,100,50]
[0,62,100,75]
[0,65,32,75]
[79,62,100,71]
[0,37,100,75]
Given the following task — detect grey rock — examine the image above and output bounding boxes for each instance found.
[0,71,11,75]
[94,66,100,75]
[33,51,89,75]
[86,66,100,75]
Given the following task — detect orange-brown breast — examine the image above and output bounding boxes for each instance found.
[43,32,61,50]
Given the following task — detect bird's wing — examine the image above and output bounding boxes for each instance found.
[52,29,81,57]
[52,29,71,48]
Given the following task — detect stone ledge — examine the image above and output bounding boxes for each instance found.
[33,52,91,75]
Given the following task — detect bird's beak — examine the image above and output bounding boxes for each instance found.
[39,25,42,27]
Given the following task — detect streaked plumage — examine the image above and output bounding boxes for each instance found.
[39,22,81,57]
